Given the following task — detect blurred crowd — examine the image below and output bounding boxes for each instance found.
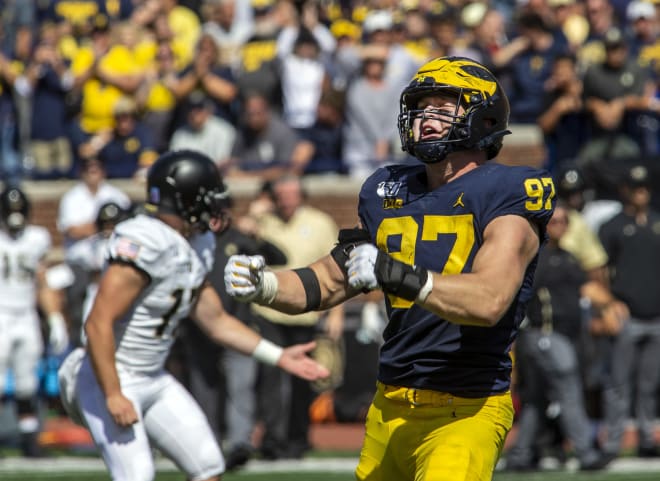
[1,0,660,473]
[0,0,657,185]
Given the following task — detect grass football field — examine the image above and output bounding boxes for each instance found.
[0,474,658,481]
[0,472,660,481]
[1,458,659,481]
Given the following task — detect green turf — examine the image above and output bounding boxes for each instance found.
[0,473,355,481]
[493,473,660,481]
[0,471,659,481]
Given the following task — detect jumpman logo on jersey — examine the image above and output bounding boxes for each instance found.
[453,192,465,208]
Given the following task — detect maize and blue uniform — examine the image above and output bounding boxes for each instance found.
[355,162,555,481]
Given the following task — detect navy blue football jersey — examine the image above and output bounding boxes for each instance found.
[358,162,555,397]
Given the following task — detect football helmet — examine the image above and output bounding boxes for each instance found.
[398,56,511,163]
[0,187,30,233]
[557,167,586,198]
[146,150,230,231]
[95,201,130,233]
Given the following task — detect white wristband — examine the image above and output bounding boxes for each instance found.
[416,272,434,303]
[259,271,278,305]
[252,338,284,365]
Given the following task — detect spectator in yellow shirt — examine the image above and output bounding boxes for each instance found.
[162,0,202,67]
[70,15,145,134]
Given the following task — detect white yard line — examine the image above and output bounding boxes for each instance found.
[1,456,660,474]
[0,456,357,474]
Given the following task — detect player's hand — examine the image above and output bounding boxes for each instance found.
[346,243,380,291]
[106,392,139,427]
[278,341,330,381]
[224,255,265,301]
[601,300,629,335]
[48,313,69,355]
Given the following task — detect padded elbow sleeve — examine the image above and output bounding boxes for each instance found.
[330,227,371,274]
[330,228,371,274]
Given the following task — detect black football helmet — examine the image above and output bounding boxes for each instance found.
[96,201,130,233]
[146,150,230,231]
[0,187,30,233]
[398,56,511,163]
[557,167,587,198]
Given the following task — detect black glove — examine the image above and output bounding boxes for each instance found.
[375,251,429,302]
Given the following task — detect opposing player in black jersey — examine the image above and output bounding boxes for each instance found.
[225,57,555,481]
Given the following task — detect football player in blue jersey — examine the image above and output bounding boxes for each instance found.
[225,57,556,481]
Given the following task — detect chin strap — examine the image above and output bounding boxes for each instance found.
[412,141,450,163]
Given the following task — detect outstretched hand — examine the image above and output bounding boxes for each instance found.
[278,341,330,381]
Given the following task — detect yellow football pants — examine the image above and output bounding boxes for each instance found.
[355,382,514,481]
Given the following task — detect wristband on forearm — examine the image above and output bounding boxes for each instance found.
[252,338,283,365]
[375,251,433,302]
[48,312,66,326]
[252,270,278,305]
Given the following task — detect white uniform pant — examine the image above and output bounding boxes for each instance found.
[75,356,224,481]
[0,308,43,397]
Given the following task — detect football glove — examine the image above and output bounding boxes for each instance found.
[346,244,432,302]
[224,254,278,304]
[346,244,379,291]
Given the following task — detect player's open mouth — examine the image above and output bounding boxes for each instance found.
[420,126,443,140]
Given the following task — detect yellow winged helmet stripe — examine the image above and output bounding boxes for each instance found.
[411,58,499,100]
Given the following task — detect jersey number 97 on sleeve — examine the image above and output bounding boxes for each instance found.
[524,177,555,211]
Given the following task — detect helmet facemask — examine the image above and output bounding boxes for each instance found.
[1,189,29,236]
[5,212,26,234]
[399,86,470,163]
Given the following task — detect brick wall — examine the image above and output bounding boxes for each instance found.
[27,179,363,250]
[32,200,62,245]
[25,127,546,251]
